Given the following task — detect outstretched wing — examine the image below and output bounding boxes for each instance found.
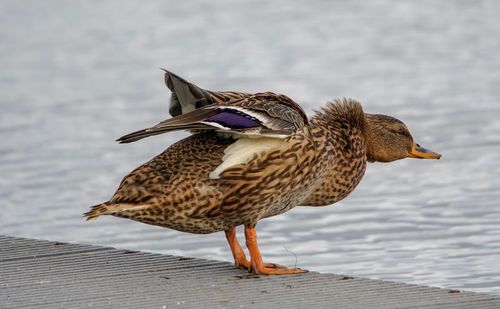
[117,93,308,143]
[163,69,250,116]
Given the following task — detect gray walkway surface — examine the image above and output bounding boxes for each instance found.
[1,235,499,309]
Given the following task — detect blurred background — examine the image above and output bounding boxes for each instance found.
[1,0,499,294]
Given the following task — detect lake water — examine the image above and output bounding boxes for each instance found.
[1,0,500,295]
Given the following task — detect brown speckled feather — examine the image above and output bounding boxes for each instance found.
[302,99,367,205]
[89,133,231,233]
[85,99,370,234]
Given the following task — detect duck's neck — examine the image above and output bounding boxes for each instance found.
[312,98,365,142]
[363,114,383,163]
[314,99,394,162]
[311,100,381,162]
[304,99,367,206]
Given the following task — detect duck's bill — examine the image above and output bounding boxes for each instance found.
[408,143,441,159]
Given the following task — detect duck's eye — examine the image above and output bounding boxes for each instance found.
[397,128,406,135]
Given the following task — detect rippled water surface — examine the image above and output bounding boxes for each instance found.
[1,0,500,295]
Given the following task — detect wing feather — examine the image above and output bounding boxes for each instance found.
[117,94,308,143]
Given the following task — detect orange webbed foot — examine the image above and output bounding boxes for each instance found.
[244,226,308,276]
[225,227,306,274]
[250,266,308,275]
[234,257,288,271]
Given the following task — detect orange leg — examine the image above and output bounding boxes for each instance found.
[225,227,287,271]
[225,228,250,269]
[244,226,307,275]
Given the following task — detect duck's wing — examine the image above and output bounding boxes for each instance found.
[163,69,250,116]
[117,93,308,143]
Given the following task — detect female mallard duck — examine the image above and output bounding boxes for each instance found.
[84,79,441,275]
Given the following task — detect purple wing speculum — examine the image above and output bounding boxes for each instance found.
[205,109,261,129]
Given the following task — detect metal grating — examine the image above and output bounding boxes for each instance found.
[1,235,499,309]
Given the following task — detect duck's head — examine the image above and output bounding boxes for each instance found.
[364,114,441,163]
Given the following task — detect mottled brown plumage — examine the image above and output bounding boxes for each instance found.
[85,72,441,275]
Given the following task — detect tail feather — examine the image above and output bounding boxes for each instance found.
[83,202,151,221]
[83,202,111,221]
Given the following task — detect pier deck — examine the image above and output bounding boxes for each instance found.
[1,235,499,308]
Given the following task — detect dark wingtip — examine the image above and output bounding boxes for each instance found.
[115,134,129,143]
[116,136,140,144]
[115,131,147,144]
[115,125,179,144]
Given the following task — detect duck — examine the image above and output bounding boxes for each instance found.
[84,74,441,275]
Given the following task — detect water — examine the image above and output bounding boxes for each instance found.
[1,0,500,295]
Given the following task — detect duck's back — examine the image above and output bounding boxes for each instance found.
[108,133,232,233]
